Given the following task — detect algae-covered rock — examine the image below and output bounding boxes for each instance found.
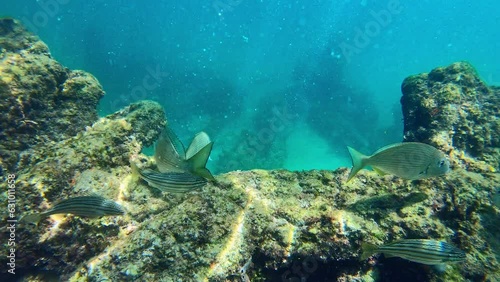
[59,168,497,282]
[0,99,166,280]
[0,18,104,175]
[105,100,166,147]
[401,62,500,172]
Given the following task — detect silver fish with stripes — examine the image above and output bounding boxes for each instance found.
[132,163,207,193]
[20,196,125,224]
[131,126,215,193]
[347,142,450,182]
[155,127,215,180]
[361,239,466,265]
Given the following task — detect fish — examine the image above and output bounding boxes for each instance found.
[360,239,466,265]
[154,126,189,173]
[131,162,207,193]
[155,127,215,180]
[20,195,125,224]
[347,142,450,182]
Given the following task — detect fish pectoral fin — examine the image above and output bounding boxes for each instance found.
[20,213,42,225]
[372,167,388,176]
[432,264,447,273]
[419,164,431,176]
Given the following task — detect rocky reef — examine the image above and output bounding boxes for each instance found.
[1,19,499,282]
[401,62,500,173]
[0,18,107,176]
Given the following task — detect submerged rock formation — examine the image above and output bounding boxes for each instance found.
[401,62,500,172]
[0,18,104,175]
[1,19,499,282]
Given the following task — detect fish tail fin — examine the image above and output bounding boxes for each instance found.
[155,127,187,173]
[347,146,368,182]
[130,162,141,179]
[186,132,215,180]
[360,242,378,261]
[20,213,42,225]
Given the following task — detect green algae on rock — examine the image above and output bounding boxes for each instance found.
[401,61,500,173]
[0,99,165,280]
[106,100,167,147]
[64,168,499,282]
[0,18,105,174]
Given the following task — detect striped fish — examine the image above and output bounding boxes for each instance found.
[361,239,466,265]
[154,126,189,173]
[155,127,215,180]
[132,163,207,193]
[347,142,450,182]
[20,196,125,224]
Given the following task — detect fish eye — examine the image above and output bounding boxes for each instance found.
[438,160,446,167]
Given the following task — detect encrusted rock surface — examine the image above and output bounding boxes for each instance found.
[401,62,500,172]
[0,100,166,281]
[0,18,104,175]
[0,19,498,282]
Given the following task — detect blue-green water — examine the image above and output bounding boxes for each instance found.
[2,0,499,173]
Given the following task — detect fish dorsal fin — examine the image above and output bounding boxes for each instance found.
[185,132,211,160]
[372,142,407,155]
[155,127,187,173]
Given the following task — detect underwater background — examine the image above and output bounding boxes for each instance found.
[1,1,500,282]
[2,0,499,174]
